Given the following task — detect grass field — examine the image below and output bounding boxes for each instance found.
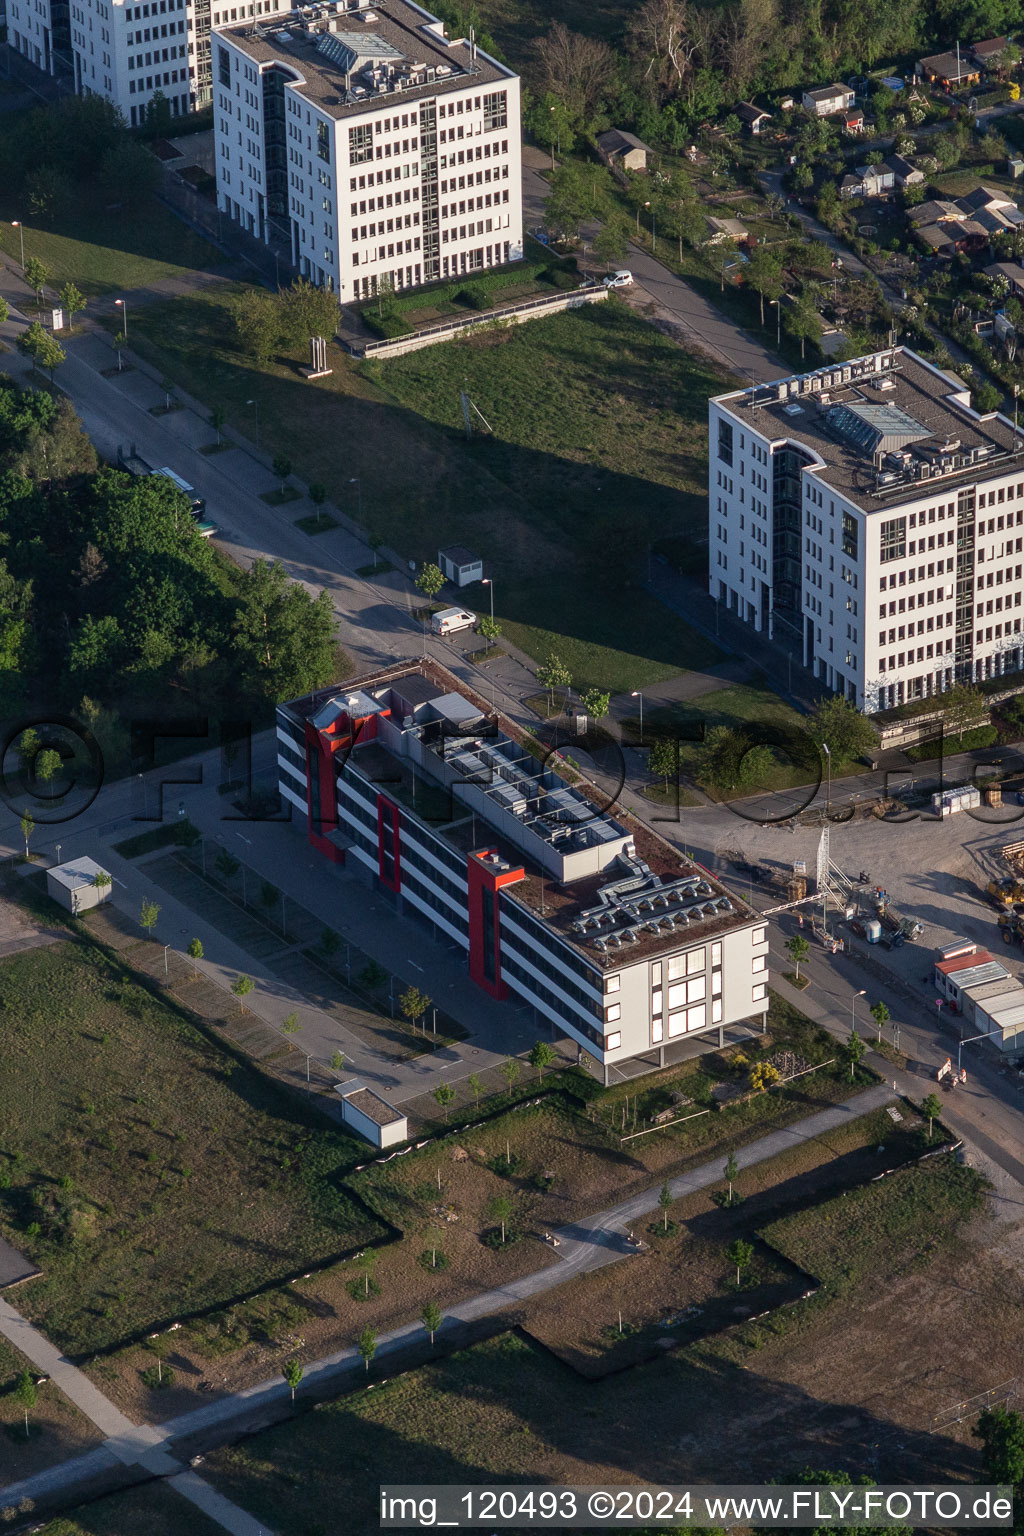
[0,197,225,301]
[0,1336,101,1490]
[761,1156,985,1293]
[117,284,725,692]
[624,678,871,795]
[0,939,384,1356]
[36,1485,224,1536]
[200,1138,990,1534]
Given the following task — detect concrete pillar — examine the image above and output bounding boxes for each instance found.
[718,1024,725,1046]
[602,1060,609,1087]
[659,1046,665,1067]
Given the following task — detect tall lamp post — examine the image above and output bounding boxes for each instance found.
[770,296,781,348]
[348,476,362,524]
[851,987,866,1036]
[481,577,494,624]
[246,397,260,449]
[114,296,128,339]
[631,689,644,746]
[11,220,25,270]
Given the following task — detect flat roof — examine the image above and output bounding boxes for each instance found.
[438,544,481,565]
[718,347,1024,509]
[217,0,509,119]
[335,1080,406,1124]
[281,660,757,971]
[48,857,110,892]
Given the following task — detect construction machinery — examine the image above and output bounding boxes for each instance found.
[998,907,1024,946]
[987,876,1024,910]
[871,887,923,946]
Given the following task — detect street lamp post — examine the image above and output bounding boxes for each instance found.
[852,988,866,1036]
[114,297,128,339]
[821,741,831,936]
[349,476,362,525]
[822,740,831,818]
[11,220,25,270]
[481,577,494,624]
[246,397,260,449]
[631,690,644,746]
[770,297,781,348]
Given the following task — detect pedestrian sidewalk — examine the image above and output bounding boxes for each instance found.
[0,1296,271,1534]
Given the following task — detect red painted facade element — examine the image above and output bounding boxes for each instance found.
[304,718,344,864]
[466,848,525,1000]
[377,795,402,891]
[303,705,390,864]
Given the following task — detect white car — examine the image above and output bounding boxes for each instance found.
[602,269,634,289]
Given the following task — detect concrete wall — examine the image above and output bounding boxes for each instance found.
[356,285,608,358]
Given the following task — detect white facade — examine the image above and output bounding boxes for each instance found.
[212,0,522,297]
[7,0,288,127]
[709,348,1024,713]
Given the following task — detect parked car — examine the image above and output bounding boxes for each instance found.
[603,270,634,288]
[431,607,477,637]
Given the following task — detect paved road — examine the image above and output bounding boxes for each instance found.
[0,1083,893,1518]
[521,150,785,384]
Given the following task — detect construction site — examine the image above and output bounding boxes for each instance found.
[708,798,1024,1064]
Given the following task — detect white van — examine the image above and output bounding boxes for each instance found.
[432,606,477,636]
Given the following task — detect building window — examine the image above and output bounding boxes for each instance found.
[752,982,767,1001]
[605,1031,621,1051]
[880,516,906,563]
[711,997,723,1023]
[605,1003,621,1023]
[605,973,620,994]
[752,926,767,944]
[842,510,858,559]
[752,954,766,972]
[482,89,507,130]
[217,41,230,85]
[711,942,722,965]
[718,418,733,467]
[652,1019,663,1044]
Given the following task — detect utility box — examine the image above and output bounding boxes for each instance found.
[437,546,483,588]
[46,857,112,914]
[335,1080,408,1148]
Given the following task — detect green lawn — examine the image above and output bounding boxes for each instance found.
[624,679,838,796]
[0,196,225,301]
[0,938,384,1356]
[36,1485,224,1536]
[761,1156,985,1293]
[199,1147,987,1534]
[113,284,726,692]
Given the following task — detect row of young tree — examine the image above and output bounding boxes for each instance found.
[522,0,1018,156]
[0,375,337,732]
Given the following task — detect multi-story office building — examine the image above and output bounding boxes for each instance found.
[5,0,279,123]
[709,347,1024,712]
[212,0,522,295]
[277,662,769,1082]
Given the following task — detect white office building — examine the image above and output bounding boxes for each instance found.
[7,0,317,128]
[709,347,1024,712]
[211,0,522,296]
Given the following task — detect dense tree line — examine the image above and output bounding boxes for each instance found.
[0,96,159,221]
[0,377,337,749]
[526,0,1019,153]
